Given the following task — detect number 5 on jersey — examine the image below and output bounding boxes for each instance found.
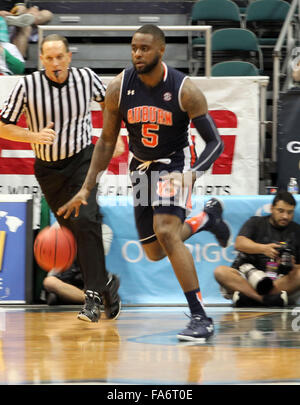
[141,124,159,148]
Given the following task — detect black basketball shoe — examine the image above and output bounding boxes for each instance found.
[102,273,121,320]
[203,198,231,247]
[78,290,102,322]
[177,314,214,342]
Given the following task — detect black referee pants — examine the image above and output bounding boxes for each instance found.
[34,144,109,294]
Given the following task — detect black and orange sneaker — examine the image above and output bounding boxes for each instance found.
[203,198,231,248]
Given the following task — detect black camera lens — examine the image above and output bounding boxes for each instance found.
[277,242,293,275]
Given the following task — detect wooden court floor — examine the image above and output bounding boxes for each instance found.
[0,305,299,386]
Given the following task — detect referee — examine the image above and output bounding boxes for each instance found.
[0,34,121,322]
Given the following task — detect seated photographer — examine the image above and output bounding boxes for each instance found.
[43,263,85,305]
[214,191,300,307]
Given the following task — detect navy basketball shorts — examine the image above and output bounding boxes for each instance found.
[129,149,194,245]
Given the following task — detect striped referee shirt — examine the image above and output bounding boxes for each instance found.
[1,67,106,161]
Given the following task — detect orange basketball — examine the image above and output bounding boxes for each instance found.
[34,225,77,272]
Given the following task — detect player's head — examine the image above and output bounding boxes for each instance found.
[40,34,72,83]
[131,24,166,74]
[270,191,296,228]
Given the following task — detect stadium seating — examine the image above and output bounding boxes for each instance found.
[211,60,259,76]
[245,0,292,86]
[188,0,242,75]
[211,28,264,73]
[245,0,291,46]
[26,1,193,75]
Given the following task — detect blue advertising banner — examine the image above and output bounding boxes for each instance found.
[277,88,300,190]
[98,195,300,305]
[0,196,33,303]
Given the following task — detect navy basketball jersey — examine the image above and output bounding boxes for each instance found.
[119,62,191,161]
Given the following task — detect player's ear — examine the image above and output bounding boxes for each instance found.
[159,44,165,57]
[39,53,44,65]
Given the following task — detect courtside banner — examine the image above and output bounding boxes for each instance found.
[0,76,263,215]
[98,76,262,196]
[99,195,300,305]
[0,195,33,303]
[191,77,260,196]
[277,88,300,190]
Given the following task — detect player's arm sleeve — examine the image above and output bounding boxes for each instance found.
[0,79,26,125]
[190,113,224,172]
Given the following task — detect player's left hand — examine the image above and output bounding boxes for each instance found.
[57,188,90,219]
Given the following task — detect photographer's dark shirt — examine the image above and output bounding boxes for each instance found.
[232,215,300,270]
[2,1,14,11]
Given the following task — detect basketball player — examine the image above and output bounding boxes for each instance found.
[57,25,230,342]
[0,34,121,323]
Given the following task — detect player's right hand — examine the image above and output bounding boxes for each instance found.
[34,122,56,144]
[57,189,90,219]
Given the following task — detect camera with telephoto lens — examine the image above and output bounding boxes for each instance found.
[276,241,294,275]
[233,253,274,295]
